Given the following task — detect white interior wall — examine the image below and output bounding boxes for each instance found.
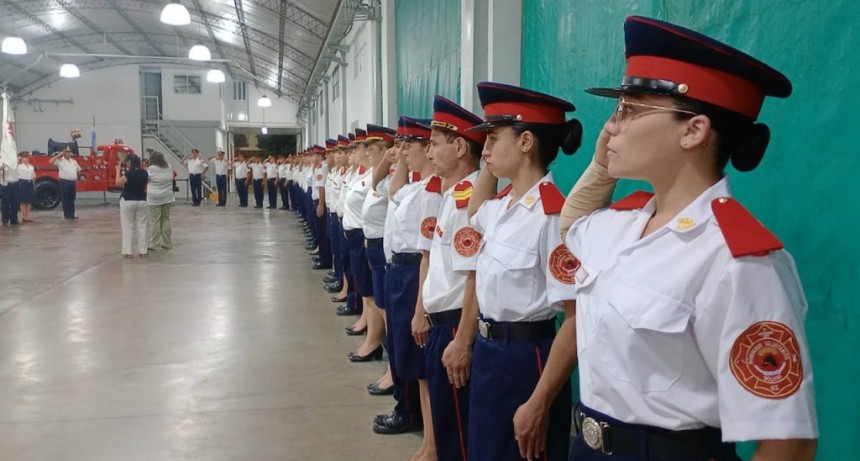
[161,67,222,121]
[14,65,142,156]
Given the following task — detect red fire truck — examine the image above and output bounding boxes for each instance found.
[29,139,135,210]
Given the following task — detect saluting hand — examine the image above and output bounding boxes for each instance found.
[594,121,611,168]
[441,339,471,388]
[411,313,429,347]
[513,398,549,461]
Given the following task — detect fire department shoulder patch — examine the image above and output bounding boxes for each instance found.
[421,217,437,240]
[316,174,323,181]
[730,321,803,399]
[454,227,481,257]
[548,244,579,284]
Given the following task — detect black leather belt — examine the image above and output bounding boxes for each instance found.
[392,252,422,266]
[573,406,730,458]
[366,238,383,248]
[426,309,462,327]
[477,318,556,341]
[345,228,364,238]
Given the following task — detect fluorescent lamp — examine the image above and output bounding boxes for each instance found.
[257,96,272,107]
[206,69,225,83]
[1,36,27,55]
[160,2,191,26]
[188,44,211,61]
[59,64,80,78]
[261,126,268,135]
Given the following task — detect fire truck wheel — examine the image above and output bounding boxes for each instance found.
[34,180,61,210]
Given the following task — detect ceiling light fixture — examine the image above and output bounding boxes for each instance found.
[206,69,225,83]
[261,126,268,135]
[160,2,191,26]
[257,95,272,107]
[188,44,211,61]
[1,36,27,55]
[59,64,80,78]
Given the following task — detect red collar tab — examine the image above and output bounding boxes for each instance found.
[494,183,513,200]
[539,182,565,215]
[425,175,442,193]
[358,165,368,175]
[453,180,473,209]
[711,197,783,258]
[411,171,422,183]
[430,95,486,145]
[610,191,654,210]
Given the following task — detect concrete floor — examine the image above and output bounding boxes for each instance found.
[0,195,419,460]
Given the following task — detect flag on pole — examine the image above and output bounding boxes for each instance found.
[0,93,19,185]
[91,116,97,154]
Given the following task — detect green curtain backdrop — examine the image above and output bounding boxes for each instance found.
[395,0,461,118]
[522,1,859,460]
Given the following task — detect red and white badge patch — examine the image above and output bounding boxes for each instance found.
[316,174,323,181]
[549,244,579,284]
[454,227,481,257]
[420,217,437,240]
[730,321,803,399]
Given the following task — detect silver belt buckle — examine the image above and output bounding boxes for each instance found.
[477,320,491,340]
[581,416,612,455]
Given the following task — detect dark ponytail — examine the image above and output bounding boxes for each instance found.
[511,118,583,171]
[673,98,769,172]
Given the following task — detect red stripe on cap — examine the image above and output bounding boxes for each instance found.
[401,126,430,138]
[483,101,566,125]
[626,56,764,119]
[433,112,486,144]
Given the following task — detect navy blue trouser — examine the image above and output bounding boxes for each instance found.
[59,179,76,218]
[365,241,387,308]
[189,173,202,204]
[1,183,20,224]
[384,263,423,427]
[216,174,227,205]
[290,181,299,211]
[313,200,331,266]
[426,321,470,461]
[253,179,264,207]
[279,178,288,208]
[345,228,373,298]
[469,333,571,461]
[267,178,277,207]
[329,213,343,280]
[340,222,359,312]
[235,178,248,206]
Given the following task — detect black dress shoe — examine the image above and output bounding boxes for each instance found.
[311,255,321,262]
[304,244,316,250]
[336,305,360,316]
[323,275,338,284]
[368,383,395,396]
[267,206,277,209]
[308,250,320,256]
[345,326,367,336]
[312,262,331,270]
[330,294,347,302]
[326,284,343,294]
[348,346,383,362]
[373,413,422,434]
[373,411,396,426]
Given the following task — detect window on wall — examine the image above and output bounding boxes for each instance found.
[331,66,341,101]
[233,80,247,101]
[353,43,365,78]
[174,75,201,94]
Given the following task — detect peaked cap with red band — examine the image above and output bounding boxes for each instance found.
[325,139,337,151]
[470,81,576,131]
[422,95,486,144]
[354,128,368,144]
[398,116,432,141]
[366,124,396,144]
[587,16,791,120]
[337,135,350,148]
[348,132,356,141]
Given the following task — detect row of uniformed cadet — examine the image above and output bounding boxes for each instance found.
[292,14,817,461]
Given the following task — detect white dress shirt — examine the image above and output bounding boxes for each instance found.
[212,158,229,175]
[186,157,207,175]
[361,171,388,239]
[342,167,372,231]
[55,157,81,181]
[249,162,264,179]
[233,161,248,178]
[16,164,35,181]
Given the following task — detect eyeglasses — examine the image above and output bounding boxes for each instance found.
[611,98,698,128]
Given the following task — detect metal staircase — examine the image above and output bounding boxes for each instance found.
[141,113,214,195]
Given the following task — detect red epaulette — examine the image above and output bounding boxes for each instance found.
[454,180,473,209]
[425,175,442,193]
[339,167,346,175]
[712,197,783,258]
[609,191,654,210]
[411,171,422,183]
[358,165,367,175]
[539,182,565,215]
[494,184,513,199]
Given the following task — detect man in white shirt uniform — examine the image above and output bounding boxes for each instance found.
[0,157,20,225]
[210,151,229,206]
[277,155,290,210]
[230,154,249,207]
[50,147,82,219]
[249,157,265,208]
[183,148,207,206]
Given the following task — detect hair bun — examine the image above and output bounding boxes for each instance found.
[730,123,769,172]
[560,119,583,155]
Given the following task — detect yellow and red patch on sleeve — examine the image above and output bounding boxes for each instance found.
[730,321,803,399]
[549,244,579,284]
[454,181,473,209]
[454,227,481,256]
[421,217,437,240]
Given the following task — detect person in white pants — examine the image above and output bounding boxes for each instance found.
[115,153,150,258]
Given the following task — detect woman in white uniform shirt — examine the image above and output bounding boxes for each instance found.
[16,152,35,222]
[464,82,582,461]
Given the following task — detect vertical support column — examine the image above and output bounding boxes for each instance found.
[460,0,488,113]
[487,0,522,85]
[380,0,397,126]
